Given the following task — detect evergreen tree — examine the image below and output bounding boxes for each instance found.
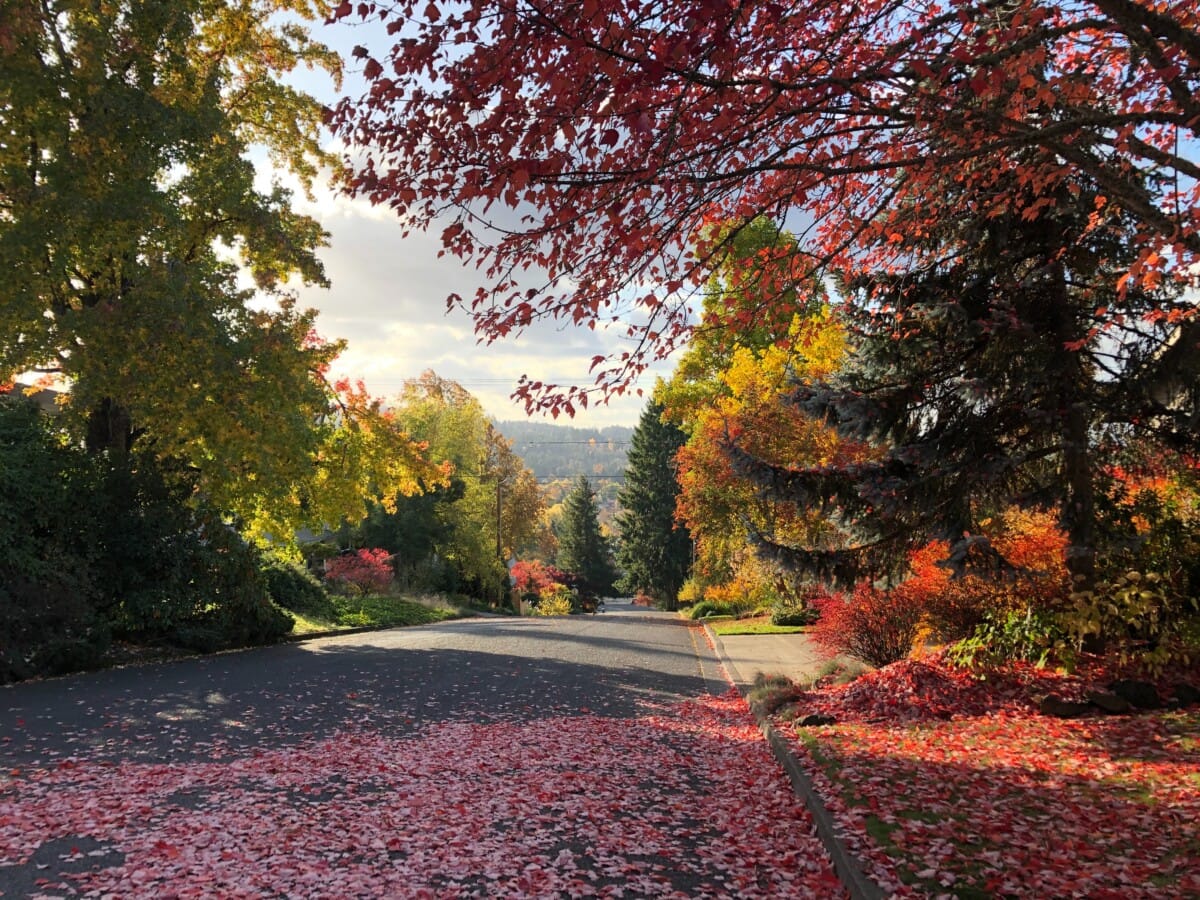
[731,167,1191,590]
[616,401,691,608]
[556,476,617,601]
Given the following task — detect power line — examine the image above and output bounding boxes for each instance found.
[515,440,630,445]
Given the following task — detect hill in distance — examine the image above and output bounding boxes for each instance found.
[495,419,634,480]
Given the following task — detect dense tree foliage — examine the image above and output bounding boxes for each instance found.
[733,172,1192,589]
[357,372,542,602]
[330,0,1200,414]
[0,397,291,683]
[657,221,858,608]
[0,0,439,539]
[556,476,617,601]
[615,401,691,608]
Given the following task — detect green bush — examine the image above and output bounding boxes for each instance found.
[949,607,1070,670]
[771,605,820,627]
[0,576,110,683]
[0,399,109,682]
[688,600,734,619]
[262,558,337,619]
[0,398,293,678]
[1062,570,1199,673]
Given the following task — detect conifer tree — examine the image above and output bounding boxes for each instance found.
[556,476,617,602]
[615,401,691,608]
[731,169,1189,590]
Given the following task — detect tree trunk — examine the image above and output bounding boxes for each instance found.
[85,398,134,456]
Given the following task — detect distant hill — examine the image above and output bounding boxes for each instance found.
[495,420,633,480]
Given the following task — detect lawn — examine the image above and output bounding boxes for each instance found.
[289,593,467,634]
[770,655,1200,897]
[709,615,809,636]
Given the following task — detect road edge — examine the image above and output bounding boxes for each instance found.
[704,624,885,900]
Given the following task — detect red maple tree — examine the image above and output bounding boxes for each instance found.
[327,0,1199,414]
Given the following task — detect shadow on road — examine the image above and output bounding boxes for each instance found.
[2,617,716,767]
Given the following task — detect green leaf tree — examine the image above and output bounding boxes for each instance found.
[0,0,437,538]
[386,371,543,603]
[556,476,617,602]
[615,401,691,608]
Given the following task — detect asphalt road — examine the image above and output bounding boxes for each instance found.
[1,602,841,897]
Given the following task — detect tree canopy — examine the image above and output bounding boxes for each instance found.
[0,0,440,539]
[371,371,542,599]
[329,0,1200,414]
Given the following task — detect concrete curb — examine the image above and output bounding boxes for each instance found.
[704,624,885,900]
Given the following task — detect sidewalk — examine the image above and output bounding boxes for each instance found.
[703,621,885,900]
[706,629,859,688]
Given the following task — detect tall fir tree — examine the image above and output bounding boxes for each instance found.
[616,401,691,608]
[556,476,617,601]
[731,166,1190,590]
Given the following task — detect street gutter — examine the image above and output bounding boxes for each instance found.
[704,623,885,900]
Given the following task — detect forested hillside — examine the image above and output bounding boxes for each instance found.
[495,420,633,480]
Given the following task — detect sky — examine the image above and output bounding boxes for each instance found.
[281,172,671,429]
[271,20,677,430]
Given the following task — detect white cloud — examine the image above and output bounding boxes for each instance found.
[278,177,671,427]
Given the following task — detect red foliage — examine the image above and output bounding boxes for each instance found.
[811,582,924,668]
[329,0,1200,414]
[781,656,1200,896]
[510,559,568,601]
[324,548,393,595]
[893,512,1072,641]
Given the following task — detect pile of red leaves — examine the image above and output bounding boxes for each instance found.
[796,651,1200,724]
[779,653,1200,897]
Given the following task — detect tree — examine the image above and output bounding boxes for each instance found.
[656,220,857,601]
[0,0,438,538]
[329,0,1200,414]
[731,165,1192,591]
[615,401,691,607]
[556,476,617,601]
[383,371,543,601]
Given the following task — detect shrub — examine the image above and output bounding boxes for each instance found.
[677,577,706,607]
[530,583,574,616]
[262,558,337,619]
[771,605,820,627]
[771,583,831,627]
[325,548,393,596]
[165,513,293,651]
[950,608,1070,670]
[511,559,569,605]
[0,576,110,683]
[811,582,923,668]
[688,600,734,619]
[1063,570,1199,673]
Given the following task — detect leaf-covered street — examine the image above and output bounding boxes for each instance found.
[2,613,843,898]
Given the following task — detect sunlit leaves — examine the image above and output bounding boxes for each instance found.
[330,0,1200,413]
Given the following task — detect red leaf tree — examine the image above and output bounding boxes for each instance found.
[325,548,394,595]
[328,0,1200,414]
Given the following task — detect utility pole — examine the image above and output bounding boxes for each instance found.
[496,480,503,562]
